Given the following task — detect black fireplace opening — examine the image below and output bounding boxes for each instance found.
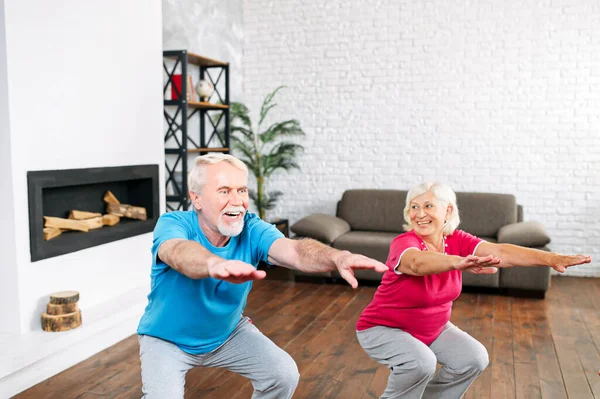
[28,164,160,262]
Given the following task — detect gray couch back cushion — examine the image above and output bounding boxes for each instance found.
[456,192,517,237]
[337,189,518,238]
[338,190,407,232]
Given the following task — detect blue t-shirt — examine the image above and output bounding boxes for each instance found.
[137,210,284,354]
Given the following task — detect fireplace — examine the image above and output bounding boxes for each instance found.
[28,165,160,262]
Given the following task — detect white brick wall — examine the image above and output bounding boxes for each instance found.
[241,0,600,277]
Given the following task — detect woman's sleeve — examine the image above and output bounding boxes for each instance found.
[386,233,422,274]
[454,230,484,257]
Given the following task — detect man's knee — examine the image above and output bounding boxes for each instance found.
[141,363,185,399]
[264,352,300,392]
[275,354,300,388]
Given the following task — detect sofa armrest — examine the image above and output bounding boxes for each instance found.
[497,221,551,247]
[290,214,351,245]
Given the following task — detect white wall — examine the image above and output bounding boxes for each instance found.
[0,0,20,334]
[242,0,600,277]
[1,0,163,394]
[3,0,164,333]
[163,0,243,99]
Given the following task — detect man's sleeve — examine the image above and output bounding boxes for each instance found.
[386,233,422,274]
[246,214,285,264]
[151,212,192,270]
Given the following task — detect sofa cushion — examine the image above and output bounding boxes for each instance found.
[290,214,351,245]
[332,231,398,264]
[462,271,500,288]
[499,261,551,291]
[456,192,517,238]
[497,221,551,247]
[337,190,407,233]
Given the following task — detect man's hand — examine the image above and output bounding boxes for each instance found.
[334,251,388,289]
[456,254,501,274]
[548,253,591,273]
[207,259,266,284]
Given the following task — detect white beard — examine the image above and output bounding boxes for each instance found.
[217,208,245,236]
[218,218,244,236]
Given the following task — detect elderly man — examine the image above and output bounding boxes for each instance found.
[137,153,387,399]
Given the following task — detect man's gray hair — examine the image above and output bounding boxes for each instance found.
[188,154,248,194]
[403,181,460,235]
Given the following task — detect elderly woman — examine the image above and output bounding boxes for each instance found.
[356,182,591,399]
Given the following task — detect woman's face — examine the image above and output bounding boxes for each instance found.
[408,191,452,237]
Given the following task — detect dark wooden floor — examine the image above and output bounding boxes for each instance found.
[15,276,600,399]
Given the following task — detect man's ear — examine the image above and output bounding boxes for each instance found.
[189,191,202,211]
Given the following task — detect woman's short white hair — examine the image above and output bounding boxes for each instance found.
[188,154,248,194]
[403,181,460,235]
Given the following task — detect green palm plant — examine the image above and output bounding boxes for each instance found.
[230,86,305,220]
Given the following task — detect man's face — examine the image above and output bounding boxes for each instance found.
[192,162,249,237]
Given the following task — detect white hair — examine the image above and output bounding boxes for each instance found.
[188,154,248,194]
[403,181,460,235]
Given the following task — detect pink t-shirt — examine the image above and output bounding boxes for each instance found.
[356,230,482,345]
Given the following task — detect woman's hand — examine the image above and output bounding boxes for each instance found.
[548,253,591,273]
[455,254,501,274]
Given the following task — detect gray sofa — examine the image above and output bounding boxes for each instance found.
[290,189,553,297]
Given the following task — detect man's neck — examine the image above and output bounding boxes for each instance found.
[197,214,230,247]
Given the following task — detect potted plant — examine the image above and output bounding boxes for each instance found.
[229,86,305,222]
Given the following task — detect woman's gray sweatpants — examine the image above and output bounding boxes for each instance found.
[357,322,489,399]
[138,317,299,399]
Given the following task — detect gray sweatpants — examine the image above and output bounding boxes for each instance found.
[357,322,488,399]
[138,317,299,399]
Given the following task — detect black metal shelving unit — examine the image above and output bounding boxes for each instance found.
[163,50,230,211]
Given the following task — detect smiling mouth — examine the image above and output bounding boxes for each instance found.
[223,211,244,218]
[416,221,432,226]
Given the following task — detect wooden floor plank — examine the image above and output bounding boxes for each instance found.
[13,277,600,399]
[547,277,595,399]
[489,296,516,399]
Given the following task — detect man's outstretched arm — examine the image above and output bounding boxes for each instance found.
[267,238,388,288]
[158,239,266,283]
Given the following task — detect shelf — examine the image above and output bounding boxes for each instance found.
[188,147,229,153]
[165,147,229,154]
[165,51,228,67]
[163,100,228,110]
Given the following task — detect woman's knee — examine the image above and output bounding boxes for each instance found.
[459,343,489,374]
[470,345,489,373]
[393,348,437,382]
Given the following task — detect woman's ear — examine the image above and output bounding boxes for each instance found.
[446,204,453,219]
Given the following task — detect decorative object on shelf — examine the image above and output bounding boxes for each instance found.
[41,290,82,332]
[230,86,305,221]
[170,74,196,101]
[163,50,230,211]
[195,79,214,102]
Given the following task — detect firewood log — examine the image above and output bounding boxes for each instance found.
[103,190,120,205]
[43,227,62,241]
[102,214,120,226]
[106,203,147,221]
[41,310,82,332]
[68,210,102,220]
[44,217,89,232]
[81,216,104,230]
[46,302,79,315]
[49,290,79,304]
